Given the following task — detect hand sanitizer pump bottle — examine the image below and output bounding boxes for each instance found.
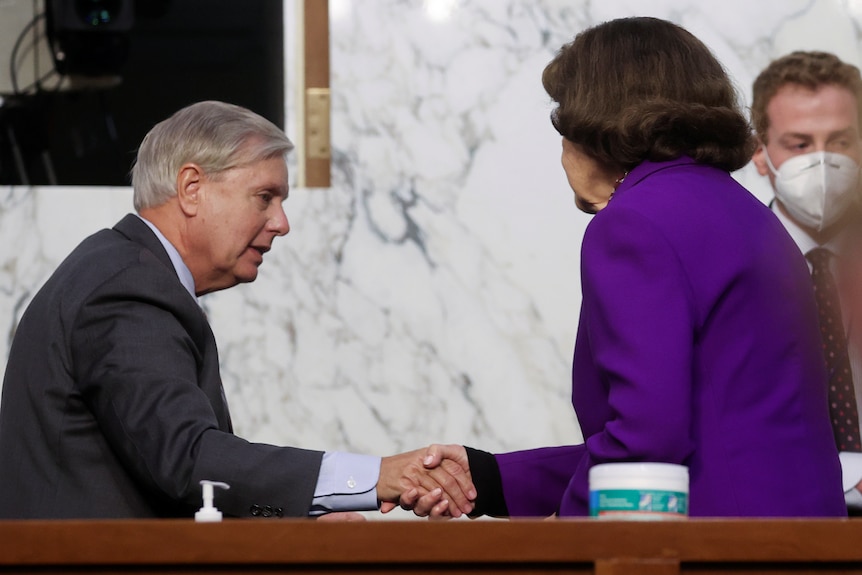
[195,480,230,522]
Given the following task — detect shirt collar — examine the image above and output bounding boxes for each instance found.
[769,201,841,258]
[135,214,198,301]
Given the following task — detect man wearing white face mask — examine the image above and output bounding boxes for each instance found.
[752,50,862,511]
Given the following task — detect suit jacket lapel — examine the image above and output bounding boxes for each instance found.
[113,214,176,272]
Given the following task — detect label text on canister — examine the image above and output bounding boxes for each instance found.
[589,489,687,517]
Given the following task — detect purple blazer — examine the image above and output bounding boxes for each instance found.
[495,157,846,517]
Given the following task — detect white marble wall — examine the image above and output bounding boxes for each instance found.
[2,0,862,511]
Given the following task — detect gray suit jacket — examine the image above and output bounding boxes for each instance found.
[0,214,323,518]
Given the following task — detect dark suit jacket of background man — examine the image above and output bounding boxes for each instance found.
[0,214,323,518]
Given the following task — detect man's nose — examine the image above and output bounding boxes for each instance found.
[270,204,290,236]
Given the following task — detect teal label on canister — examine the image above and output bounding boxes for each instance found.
[589,489,687,517]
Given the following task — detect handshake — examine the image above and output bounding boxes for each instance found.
[379,444,474,518]
[321,444,475,521]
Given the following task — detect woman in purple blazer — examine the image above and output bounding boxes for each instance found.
[421,17,846,518]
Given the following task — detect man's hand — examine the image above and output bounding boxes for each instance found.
[377,444,475,517]
[416,444,473,519]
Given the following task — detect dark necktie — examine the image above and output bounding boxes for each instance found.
[808,247,862,452]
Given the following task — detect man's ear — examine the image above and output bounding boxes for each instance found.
[177,164,204,216]
[751,139,771,177]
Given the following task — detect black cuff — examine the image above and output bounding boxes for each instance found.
[465,446,509,518]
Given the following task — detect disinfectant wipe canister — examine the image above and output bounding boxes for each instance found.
[588,462,688,519]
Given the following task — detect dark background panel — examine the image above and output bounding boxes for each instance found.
[0,0,284,186]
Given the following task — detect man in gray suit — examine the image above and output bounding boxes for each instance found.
[0,101,474,519]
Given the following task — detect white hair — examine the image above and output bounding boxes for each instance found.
[131,100,294,210]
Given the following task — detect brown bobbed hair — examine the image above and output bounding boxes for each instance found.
[543,17,756,173]
[751,51,862,144]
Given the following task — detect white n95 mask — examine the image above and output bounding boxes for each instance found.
[763,149,860,232]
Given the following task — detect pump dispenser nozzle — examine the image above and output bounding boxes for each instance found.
[195,480,230,522]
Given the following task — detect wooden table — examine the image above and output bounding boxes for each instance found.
[1,518,861,574]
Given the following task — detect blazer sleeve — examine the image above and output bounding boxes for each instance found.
[579,205,697,463]
[552,205,697,515]
[70,253,323,518]
[495,445,585,516]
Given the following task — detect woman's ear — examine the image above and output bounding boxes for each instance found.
[176,163,204,216]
